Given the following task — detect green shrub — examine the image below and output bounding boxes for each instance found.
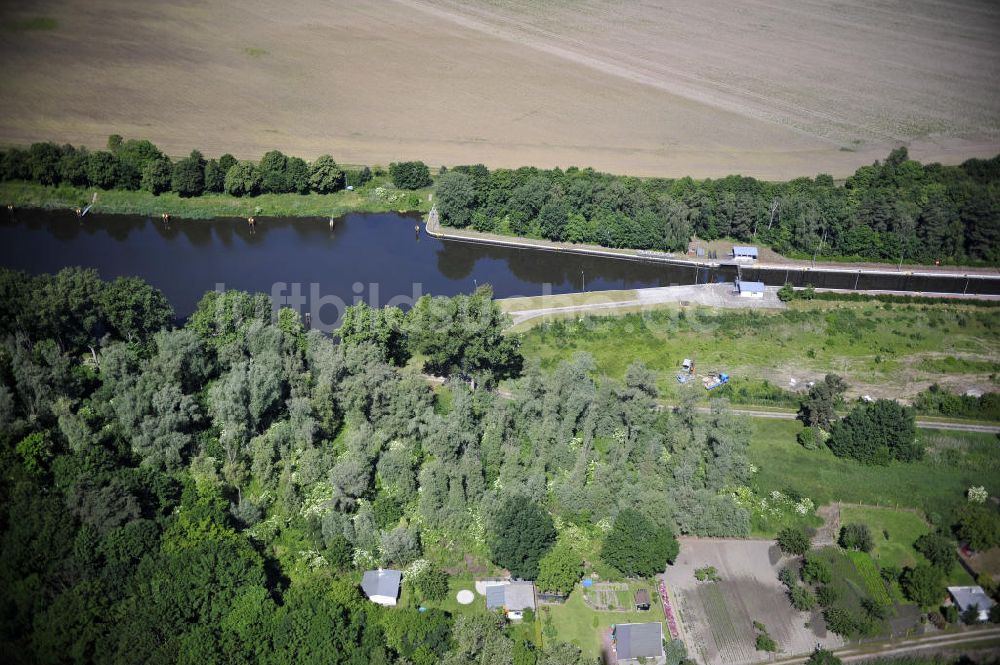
[755,633,777,652]
[802,552,833,584]
[777,527,811,555]
[823,606,859,637]
[838,523,873,552]
[789,584,816,611]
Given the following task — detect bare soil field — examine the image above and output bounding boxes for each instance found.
[666,538,844,665]
[0,0,997,179]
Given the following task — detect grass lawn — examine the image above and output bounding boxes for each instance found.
[749,419,1000,524]
[402,574,489,616]
[840,505,930,570]
[517,302,1000,404]
[542,583,661,660]
[0,179,433,219]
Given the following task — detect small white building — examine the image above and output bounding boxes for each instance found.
[947,586,995,622]
[361,569,402,606]
[736,280,765,298]
[732,246,759,261]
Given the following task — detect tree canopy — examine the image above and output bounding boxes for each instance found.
[827,399,920,464]
[838,523,873,552]
[536,542,583,595]
[900,564,945,607]
[601,509,679,577]
[488,498,557,580]
[0,268,777,663]
[405,285,523,387]
[389,161,432,190]
[433,149,1000,265]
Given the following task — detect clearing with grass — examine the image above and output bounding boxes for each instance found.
[518,300,1000,404]
[750,419,1000,526]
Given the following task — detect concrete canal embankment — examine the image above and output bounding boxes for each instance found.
[424,208,1000,296]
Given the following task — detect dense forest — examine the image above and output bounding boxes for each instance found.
[436,150,1000,264]
[0,267,760,664]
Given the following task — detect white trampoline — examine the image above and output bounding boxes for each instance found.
[456,589,475,605]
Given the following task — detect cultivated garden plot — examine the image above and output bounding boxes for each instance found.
[666,538,844,665]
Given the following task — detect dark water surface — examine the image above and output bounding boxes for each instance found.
[2,209,997,326]
[0,210,701,321]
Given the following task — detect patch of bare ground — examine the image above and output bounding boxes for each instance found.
[0,0,997,179]
[666,538,844,665]
[731,346,999,404]
[813,505,841,548]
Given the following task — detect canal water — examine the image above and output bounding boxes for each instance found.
[0,210,697,320]
[1,209,997,324]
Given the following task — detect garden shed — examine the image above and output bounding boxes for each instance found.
[361,569,402,606]
[736,280,765,298]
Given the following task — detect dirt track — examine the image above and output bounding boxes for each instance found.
[0,0,997,179]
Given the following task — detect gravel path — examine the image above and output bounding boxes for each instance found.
[813,504,841,548]
[507,283,785,325]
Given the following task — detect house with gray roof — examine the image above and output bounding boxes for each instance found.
[613,622,665,664]
[484,581,536,620]
[947,585,995,622]
[361,569,402,606]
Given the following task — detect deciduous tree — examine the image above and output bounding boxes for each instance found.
[839,523,873,552]
[489,497,556,579]
[900,564,944,607]
[308,155,345,193]
[601,509,680,577]
[536,542,583,594]
[389,161,432,189]
[224,161,262,197]
[827,399,919,464]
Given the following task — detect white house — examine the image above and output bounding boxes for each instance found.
[361,569,402,606]
[736,280,765,298]
[948,586,995,622]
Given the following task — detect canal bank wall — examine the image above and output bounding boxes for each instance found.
[424,208,1000,294]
